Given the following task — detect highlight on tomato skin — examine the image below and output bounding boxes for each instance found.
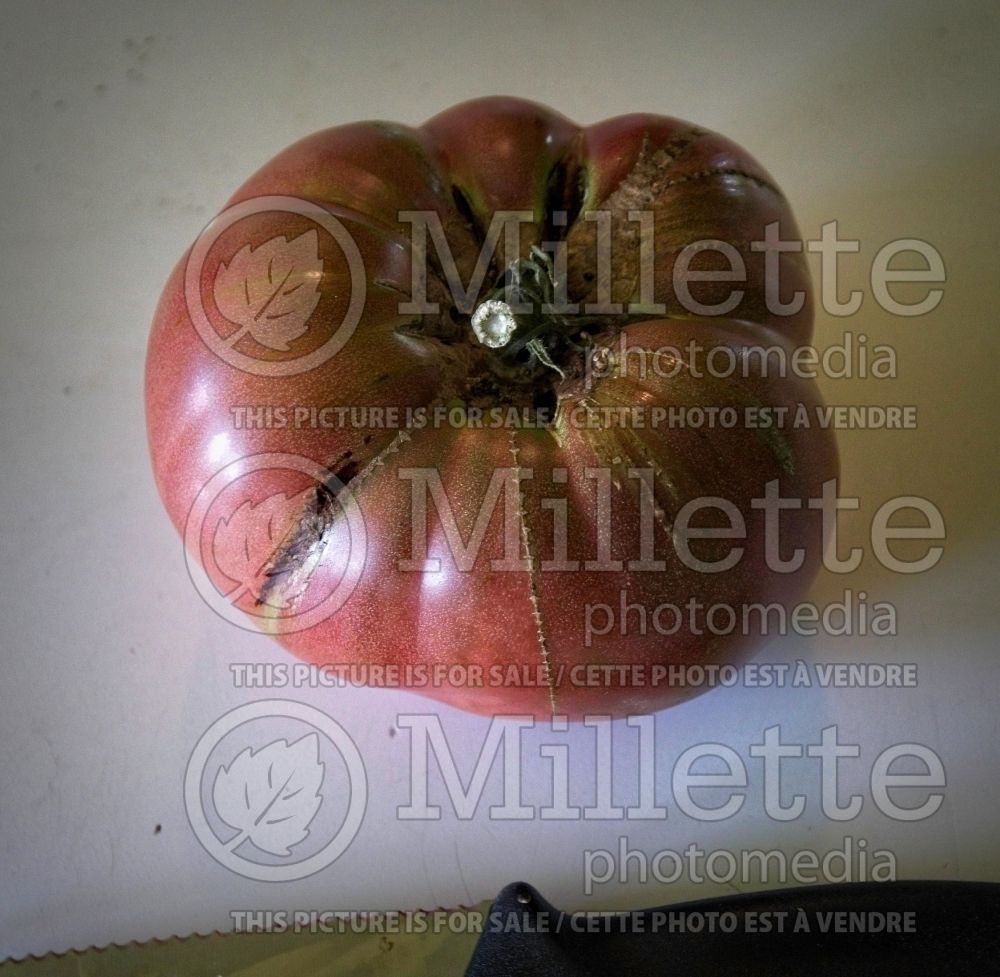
[145,96,838,719]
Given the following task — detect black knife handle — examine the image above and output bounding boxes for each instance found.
[464,880,1000,976]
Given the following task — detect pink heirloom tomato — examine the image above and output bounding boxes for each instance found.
[145,97,837,718]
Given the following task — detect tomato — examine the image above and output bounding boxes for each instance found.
[145,97,837,718]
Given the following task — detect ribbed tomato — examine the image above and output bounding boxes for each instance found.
[146,97,837,718]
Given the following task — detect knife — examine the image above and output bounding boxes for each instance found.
[3,880,997,975]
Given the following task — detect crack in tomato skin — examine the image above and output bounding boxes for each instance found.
[256,428,415,612]
[146,96,838,717]
[509,428,558,716]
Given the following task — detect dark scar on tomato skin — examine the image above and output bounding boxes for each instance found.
[254,430,414,608]
[257,465,355,596]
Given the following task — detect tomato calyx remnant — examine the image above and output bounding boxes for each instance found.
[472,245,600,382]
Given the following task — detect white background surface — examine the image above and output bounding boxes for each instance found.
[2,0,999,962]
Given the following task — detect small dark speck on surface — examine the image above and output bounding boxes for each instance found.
[53,99,66,110]
[154,824,162,835]
[94,83,107,96]
[62,385,71,395]
[389,727,397,738]
[122,36,153,81]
